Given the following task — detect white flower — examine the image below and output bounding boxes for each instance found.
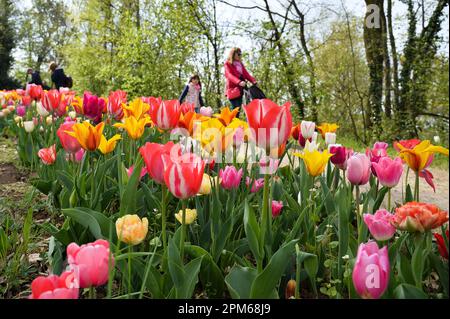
[300,121,315,139]
[433,135,440,144]
[69,111,77,119]
[46,115,54,125]
[325,132,336,146]
[342,255,349,260]
[304,140,320,152]
[36,101,49,117]
[297,191,302,206]
[312,132,318,143]
[23,120,35,133]
[14,116,22,123]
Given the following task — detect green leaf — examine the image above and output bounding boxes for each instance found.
[119,157,143,216]
[250,240,297,298]
[178,256,203,298]
[405,184,414,203]
[373,187,389,212]
[62,207,115,240]
[224,266,258,299]
[244,200,262,263]
[393,283,428,299]
[167,237,185,289]
[429,253,449,297]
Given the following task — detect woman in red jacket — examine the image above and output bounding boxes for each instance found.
[224,47,257,115]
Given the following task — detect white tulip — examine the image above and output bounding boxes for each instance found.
[14,116,22,123]
[325,132,336,146]
[312,132,318,143]
[23,120,35,133]
[36,101,49,117]
[46,115,54,125]
[433,135,440,144]
[304,139,320,152]
[300,121,315,139]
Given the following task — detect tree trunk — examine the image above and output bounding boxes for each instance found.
[387,0,400,115]
[363,0,384,140]
[380,2,391,119]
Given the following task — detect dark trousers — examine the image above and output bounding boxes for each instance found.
[229,96,243,118]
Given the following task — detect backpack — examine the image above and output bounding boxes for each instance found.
[65,75,73,88]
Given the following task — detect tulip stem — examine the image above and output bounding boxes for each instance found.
[388,188,392,211]
[161,185,168,266]
[128,245,132,298]
[414,172,420,202]
[355,185,360,244]
[180,200,187,262]
[260,173,271,271]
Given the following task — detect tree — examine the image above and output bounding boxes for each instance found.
[0,0,19,88]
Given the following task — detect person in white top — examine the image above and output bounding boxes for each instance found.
[178,74,205,113]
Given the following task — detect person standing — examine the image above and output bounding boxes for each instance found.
[224,47,257,116]
[178,74,205,113]
[49,61,70,89]
[27,68,43,86]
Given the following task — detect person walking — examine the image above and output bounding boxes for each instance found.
[178,74,205,113]
[49,61,71,89]
[224,47,257,117]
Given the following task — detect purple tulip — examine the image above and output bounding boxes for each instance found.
[83,92,104,124]
[245,177,264,193]
[16,105,26,117]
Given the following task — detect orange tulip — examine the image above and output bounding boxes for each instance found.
[65,121,105,151]
[317,123,339,138]
[214,107,239,126]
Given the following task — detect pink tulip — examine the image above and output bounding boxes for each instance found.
[83,92,104,124]
[243,99,293,152]
[67,239,114,288]
[366,142,389,176]
[347,153,371,185]
[163,152,205,199]
[38,144,57,165]
[127,165,148,180]
[363,209,396,241]
[259,156,280,175]
[16,105,26,117]
[246,177,265,193]
[107,90,126,120]
[29,271,79,299]
[57,121,82,154]
[200,106,213,117]
[219,166,243,190]
[352,241,390,299]
[372,157,403,188]
[272,200,283,218]
[149,99,181,130]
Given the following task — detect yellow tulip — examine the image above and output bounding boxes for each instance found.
[294,149,333,177]
[98,134,121,154]
[123,98,150,120]
[198,173,217,195]
[114,116,151,140]
[175,209,197,225]
[213,107,239,126]
[317,123,339,138]
[115,214,149,245]
[66,121,105,151]
[397,140,448,172]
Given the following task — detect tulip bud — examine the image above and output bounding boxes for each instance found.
[304,140,320,152]
[300,121,315,139]
[324,132,336,146]
[312,132,318,143]
[39,126,44,133]
[285,279,297,299]
[46,115,54,125]
[14,116,22,123]
[70,189,78,207]
[175,209,197,225]
[272,200,283,218]
[433,135,440,144]
[36,101,49,117]
[23,120,35,133]
[115,214,149,245]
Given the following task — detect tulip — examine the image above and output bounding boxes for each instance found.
[67,239,114,288]
[200,106,213,117]
[149,99,181,130]
[175,208,198,225]
[214,107,239,126]
[46,115,54,125]
[36,101,49,117]
[83,92,104,124]
[285,279,296,299]
[434,230,449,259]
[291,123,300,140]
[98,134,121,154]
[312,132,318,143]
[396,140,448,172]
[74,148,85,162]
[113,116,151,140]
[181,102,195,114]
[38,144,57,165]
[57,121,82,154]
[392,202,448,233]
[163,152,205,199]
[69,111,77,120]
[259,156,280,175]
[65,121,105,151]
[123,98,150,120]
[243,99,292,153]
[16,105,26,117]
[324,132,336,146]
[29,271,79,299]
[14,116,22,124]
[329,145,347,168]
[304,139,320,152]
[246,177,265,193]
[41,89,62,114]
[115,214,149,245]
[346,153,371,185]
[126,165,148,180]
[372,157,403,188]
[317,122,339,138]
[293,149,333,177]
[198,173,216,195]
[21,95,32,107]
[433,135,440,144]
[23,120,35,133]
[219,166,243,190]
[393,139,421,152]
[139,142,179,184]
[300,121,315,139]
[272,200,283,218]
[363,209,396,241]
[26,83,42,100]
[178,111,209,136]
[366,142,389,176]
[107,90,127,120]
[352,241,389,299]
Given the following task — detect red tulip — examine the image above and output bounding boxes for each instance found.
[272,200,283,218]
[434,230,449,259]
[67,239,114,288]
[57,121,82,154]
[393,139,421,152]
[163,152,205,199]
[139,142,179,184]
[38,144,57,165]
[181,102,195,114]
[26,84,43,100]
[107,90,127,120]
[149,99,181,130]
[21,95,32,107]
[243,99,292,153]
[83,92,104,124]
[29,271,79,299]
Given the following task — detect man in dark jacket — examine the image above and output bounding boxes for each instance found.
[49,61,69,89]
[27,68,43,86]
